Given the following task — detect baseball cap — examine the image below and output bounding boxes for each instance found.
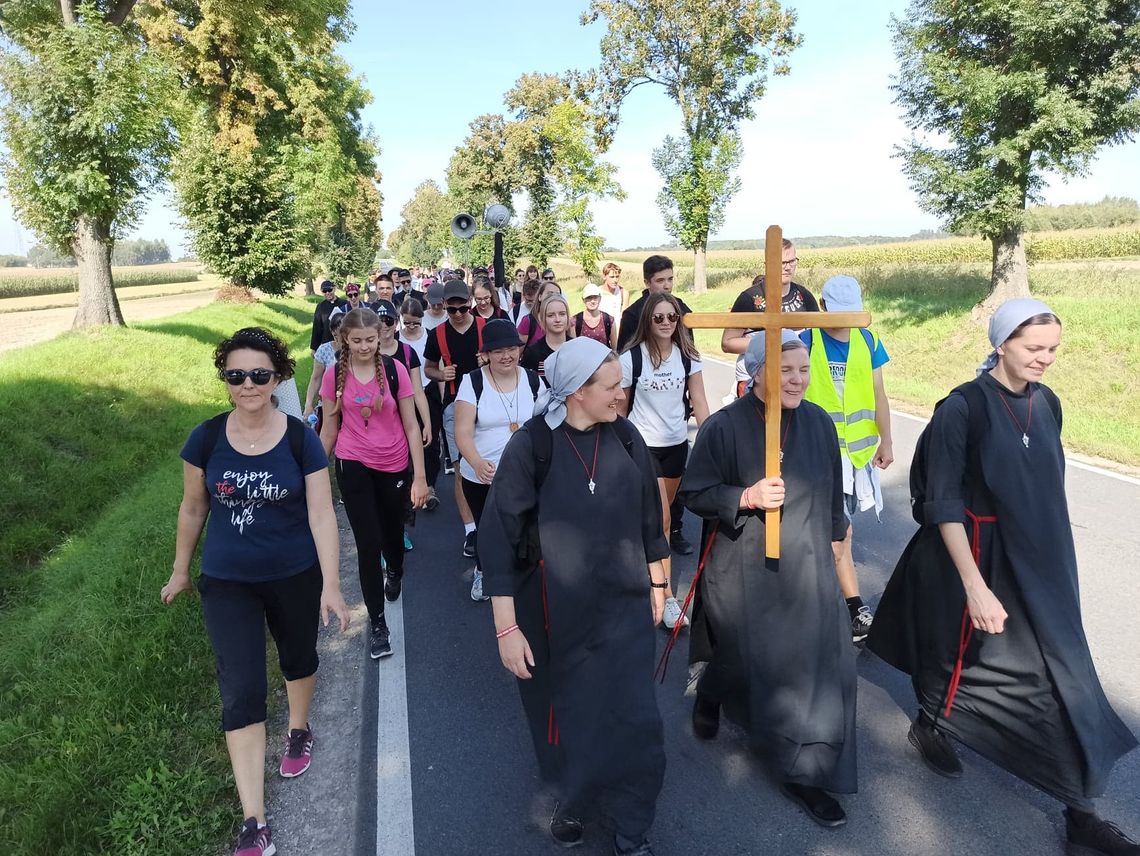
[320,280,335,292]
[820,275,863,312]
[443,281,470,302]
[582,283,602,298]
[373,299,397,319]
[426,282,445,304]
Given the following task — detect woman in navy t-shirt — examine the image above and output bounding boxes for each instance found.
[161,327,350,856]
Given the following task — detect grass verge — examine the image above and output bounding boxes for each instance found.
[546,258,1140,467]
[0,296,317,854]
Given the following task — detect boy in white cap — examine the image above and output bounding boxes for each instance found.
[801,275,894,643]
[573,282,618,348]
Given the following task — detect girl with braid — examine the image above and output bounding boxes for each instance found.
[319,308,428,660]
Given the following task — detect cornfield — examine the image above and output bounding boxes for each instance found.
[0,266,200,300]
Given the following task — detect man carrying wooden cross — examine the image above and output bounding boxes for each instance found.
[677,227,870,828]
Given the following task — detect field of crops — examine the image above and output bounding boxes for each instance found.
[0,262,202,299]
[603,226,1140,271]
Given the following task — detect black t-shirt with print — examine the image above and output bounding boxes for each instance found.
[424,319,482,405]
[729,280,818,331]
[520,339,555,378]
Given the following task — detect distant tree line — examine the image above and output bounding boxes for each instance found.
[20,239,171,268]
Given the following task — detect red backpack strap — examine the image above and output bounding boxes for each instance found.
[435,324,451,366]
[475,316,486,350]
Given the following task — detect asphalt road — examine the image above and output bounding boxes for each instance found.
[287,358,1140,856]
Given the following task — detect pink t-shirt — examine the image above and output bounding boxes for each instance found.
[321,360,413,472]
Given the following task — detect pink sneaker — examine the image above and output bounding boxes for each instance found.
[279,725,313,778]
[234,817,276,856]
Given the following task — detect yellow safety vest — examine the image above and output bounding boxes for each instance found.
[804,328,880,468]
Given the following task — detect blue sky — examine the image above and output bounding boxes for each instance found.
[2,0,1138,256]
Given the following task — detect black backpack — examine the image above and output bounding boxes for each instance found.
[514,416,639,569]
[626,344,693,419]
[199,412,307,472]
[909,380,1060,525]
[574,311,613,342]
[469,368,542,425]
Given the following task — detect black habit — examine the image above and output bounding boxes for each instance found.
[680,394,858,793]
[869,373,1136,805]
[478,416,669,839]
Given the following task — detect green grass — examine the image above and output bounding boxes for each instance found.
[546,257,1140,467]
[0,296,317,854]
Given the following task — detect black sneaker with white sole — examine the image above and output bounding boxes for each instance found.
[369,619,392,659]
[462,530,477,558]
[384,569,402,602]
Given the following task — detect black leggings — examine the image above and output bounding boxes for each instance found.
[461,478,491,568]
[199,564,322,732]
[424,384,443,487]
[336,458,410,624]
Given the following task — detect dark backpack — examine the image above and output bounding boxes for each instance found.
[469,368,542,425]
[909,380,1060,525]
[626,344,693,419]
[515,415,639,569]
[199,412,307,472]
[331,355,401,431]
[574,311,613,342]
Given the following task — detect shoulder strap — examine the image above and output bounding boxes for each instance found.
[475,316,486,351]
[435,324,451,365]
[402,342,412,366]
[382,354,400,397]
[470,368,484,403]
[627,345,643,411]
[285,415,305,471]
[955,380,988,451]
[680,350,691,375]
[524,368,541,400]
[530,416,554,492]
[574,314,584,337]
[612,417,636,458]
[604,313,613,340]
[199,412,230,471]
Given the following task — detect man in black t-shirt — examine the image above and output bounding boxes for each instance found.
[423,280,484,559]
[721,239,819,397]
[617,254,694,352]
[309,280,348,354]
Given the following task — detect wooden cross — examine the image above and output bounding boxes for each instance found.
[683,225,872,563]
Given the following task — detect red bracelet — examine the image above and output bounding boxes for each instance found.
[496,624,519,640]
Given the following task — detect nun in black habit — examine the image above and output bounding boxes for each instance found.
[868,298,1139,856]
[679,331,858,828]
[478,336,670,856]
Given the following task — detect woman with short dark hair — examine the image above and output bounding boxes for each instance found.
[162,327,350,856]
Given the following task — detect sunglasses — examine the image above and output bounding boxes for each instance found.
[402,320,422,328]
[321,288,335,293]
[652,312,679,324]
[541,275,556,281]
[446,305,472,315]
[222,368,279,386]
[346,291,360,297]
[400,279,411,285]
[378,316,396,326]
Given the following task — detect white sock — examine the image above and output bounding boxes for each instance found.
[464,522,476,535]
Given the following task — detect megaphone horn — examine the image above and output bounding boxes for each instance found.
[451,213,477,240]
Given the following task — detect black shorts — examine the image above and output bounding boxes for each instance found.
[199,563,322,732]
[647,441,688,479]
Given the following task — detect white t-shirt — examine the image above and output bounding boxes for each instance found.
[599,286,623,320]
[455,367,538,482]
[401,333,430,387]
[620,343,703,447]
[423,311,447,332]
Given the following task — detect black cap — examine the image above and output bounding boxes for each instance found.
[443,281,470,302]
[373,299,397,319]
[480,318,523,352]
[320,280,335,292]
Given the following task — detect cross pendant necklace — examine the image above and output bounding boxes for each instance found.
[995,388,1033,449]
[563,429,601,495]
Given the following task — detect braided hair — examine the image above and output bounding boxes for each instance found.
[326,307,386,419]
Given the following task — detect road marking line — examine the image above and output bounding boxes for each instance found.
[376,597,415,856]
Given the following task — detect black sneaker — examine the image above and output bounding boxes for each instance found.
[781,782,847,828]
[908,711,963,778]
[613,836,655,856]
[549,803,583,848]
[424,487,440,511]
[462,530,477,558]
[851,605,874,644]
[369,619,392,659]
[1066,809,1140,855]
[384,569,402,602]
[670,530,694,556]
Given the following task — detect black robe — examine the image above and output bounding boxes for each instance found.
[679,395,858,793]
[479,416,669,839]
[869,373,1136,805]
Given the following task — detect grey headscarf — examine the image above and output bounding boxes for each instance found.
[978,297,1056,374]
[536,336,613,428]
[743,329,806,392]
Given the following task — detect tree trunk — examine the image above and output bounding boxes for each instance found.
[72,215,124,328]
[303,275,315,296]
[974,226,1031,322]
[692,242,708,295]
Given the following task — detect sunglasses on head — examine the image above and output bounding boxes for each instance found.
[221,368,279,386]
[652,312,679,324]
[446,304,472,315]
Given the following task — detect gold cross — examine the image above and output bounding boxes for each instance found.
[683,225,872,563]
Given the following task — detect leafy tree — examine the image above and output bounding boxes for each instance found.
[653,131,742,276]
[390,180,452,268]
[0,1,178,326]
[26,243,76,267]
[584,0,800,292]
[112,238,171,265]
[893,0,1140,314]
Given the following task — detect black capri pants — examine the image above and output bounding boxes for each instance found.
[199,563,322,732]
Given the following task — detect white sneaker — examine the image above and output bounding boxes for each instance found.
[470,569,489,602]
[663,596,688,630]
